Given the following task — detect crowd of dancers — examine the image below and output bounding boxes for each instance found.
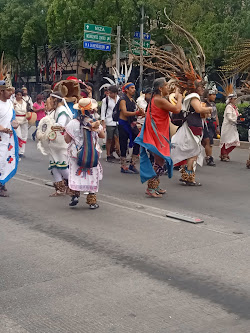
[1,15,249,205]
[0,70,247,206]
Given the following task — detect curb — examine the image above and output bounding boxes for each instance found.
[213,139,249,150]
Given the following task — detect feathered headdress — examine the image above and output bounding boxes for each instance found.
[99,63,133,91]
[130,9,206,92]
[0,52,12,90]
[216,73,237,105]
[221,40,250,73]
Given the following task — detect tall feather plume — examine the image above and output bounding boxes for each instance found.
[129,10,205,92]
[164,8,206,77]
[0,52,8,81]
[221,39,250,73]
[216,72,235,96]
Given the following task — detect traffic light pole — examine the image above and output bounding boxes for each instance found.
[116,25,121,73]
[139,5,144,93]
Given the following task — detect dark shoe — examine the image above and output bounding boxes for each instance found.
[110,155,120,163]
[129,164,139,174]
[106,156,115,163]
[89,203,99,209]
[32,134,36,141]
[109,154,117,160]
[69,196,79,206]
[0,189,9,197]
[206,156,216,166]
[121,167,134,174]
[2,185,7,191]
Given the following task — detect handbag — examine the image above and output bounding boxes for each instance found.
[77,128,99,169]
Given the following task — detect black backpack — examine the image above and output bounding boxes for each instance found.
[105,96,109,117]
[112,99,122,122]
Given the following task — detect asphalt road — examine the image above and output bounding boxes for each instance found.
[0,137,250,332]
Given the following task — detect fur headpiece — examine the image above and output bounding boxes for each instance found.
[53,79,80,103]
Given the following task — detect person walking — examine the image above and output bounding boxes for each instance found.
[220,92,240,161]
[36,91,72,196]
[32,94,46,140]
[101,85,120,162]
[171,81,213,186]
[135,78,182,197]
[65,98,105,209]
[21,86,33,111]
[202,87,220,166]
[0,78,19,197]
[136,87,151,128]
[13,89,28,158]
[118,82,144,174]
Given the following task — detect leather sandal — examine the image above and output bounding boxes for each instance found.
[145,188,162,198]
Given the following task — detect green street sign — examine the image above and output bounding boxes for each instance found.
[84,23,112,35]
[133,40,150,48]
[84,32,111,43]
[131,49,149,56]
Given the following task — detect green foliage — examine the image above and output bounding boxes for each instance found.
[1,0,250,77]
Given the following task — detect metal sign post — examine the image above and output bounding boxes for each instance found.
[139,5,144,93]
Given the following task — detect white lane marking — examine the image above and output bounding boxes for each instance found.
[14,176,237,237]
[16,172,49,182]
[16,172,172,213]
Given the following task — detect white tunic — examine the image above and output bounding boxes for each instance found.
[36,105,71,170]
[0,100,19,185]
[220,104,240,149]
[65,119,103,193]
[13,99,28,125]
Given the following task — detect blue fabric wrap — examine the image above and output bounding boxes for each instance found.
[0,110,19,185]
[118,119,134,148]
[134,123,173,184]
[67,101,78,119]
[124,83,135,90]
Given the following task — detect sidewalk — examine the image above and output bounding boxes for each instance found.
[213,139,249,149]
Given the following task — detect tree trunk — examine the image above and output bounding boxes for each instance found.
[34,44,39,83]
[43,44,50,83]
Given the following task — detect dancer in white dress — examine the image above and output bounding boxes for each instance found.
[65,98,105,209]
[220,92,240,161]
[13,89,28,157]
[0,79,19,197]
[37,91,73,196]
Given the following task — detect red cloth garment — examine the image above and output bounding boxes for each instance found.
[143,98,171,157]
[221,144,236,156]
[135,97,173,183]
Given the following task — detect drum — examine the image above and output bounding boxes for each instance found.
[26,112,37,125]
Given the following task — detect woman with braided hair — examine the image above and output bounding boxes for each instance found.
[135,78,182,198]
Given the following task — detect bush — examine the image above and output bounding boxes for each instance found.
[216,102,249,141]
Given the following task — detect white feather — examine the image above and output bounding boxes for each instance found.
[124,63,128,82]
[127,63,133,80]
[103,77,115,85]
[113,67,120,80]
[99,83,111,91]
